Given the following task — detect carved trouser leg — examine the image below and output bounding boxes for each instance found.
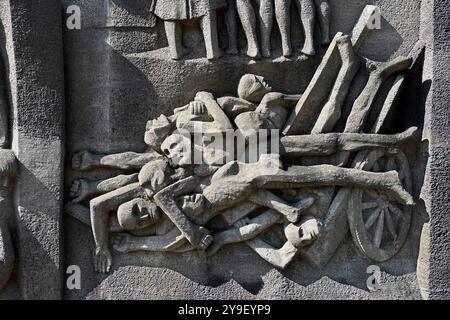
[295,0,316,56]
[314,0,330,45]
[200,11,222,60]
[164,21,184,60]
[237,0,261,58]
[0,219,14,290]
[226,0,239,54]
[256,0,274,58]
[275,0,292,57]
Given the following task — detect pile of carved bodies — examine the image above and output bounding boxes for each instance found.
[67,6,423,273]
[149,0,331,60]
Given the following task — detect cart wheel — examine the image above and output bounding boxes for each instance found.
[348,149,412,262]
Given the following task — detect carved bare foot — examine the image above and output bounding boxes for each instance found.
[246,45,260,59]
[72,150,98,171]
[112,233,133,253]
[282,44,292,57]
[301,42,316,57]
[70,179,90,203]
[93,247,112,273]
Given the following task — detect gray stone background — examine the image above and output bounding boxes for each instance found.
[0,0,448,300]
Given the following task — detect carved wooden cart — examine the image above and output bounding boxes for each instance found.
[277,36,423,263]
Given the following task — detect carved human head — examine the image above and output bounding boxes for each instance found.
[138,159,172,196]
[160,133,193,168]
[117,198,162,231]
[237,74,272,103]
[0,149,17,198]
[144,115,173,150]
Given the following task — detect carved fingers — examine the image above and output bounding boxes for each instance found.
[93,247,112,273]
[189,101,207,116]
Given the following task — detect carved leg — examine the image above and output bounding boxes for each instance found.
[295,0,316,56]
[257,165,414,206]
[314,0,331,45]
[275,0,292,57]
[256,0,274,58]
[237,0,261,58]
[249,189,315,223]
[311,35,360,134]
[281,127,418,157]
[0,220,14,290]
[206,209,281,256]
[226,0,239,54]
[344,56,412,133]
[164,21,184,60]
[200,11,223,60]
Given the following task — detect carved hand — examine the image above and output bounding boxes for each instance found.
[93,247,112,273]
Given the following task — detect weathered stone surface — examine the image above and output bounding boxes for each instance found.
[0,0,448,301]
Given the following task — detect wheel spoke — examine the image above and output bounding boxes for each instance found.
[366,189,379,199]
[365,208,382,229]
[362,201,379,210]
[384,210,397,240]
[386,158,396,171]
[373,210,385,248]
[373,161,381,172]
[388,203,403,217]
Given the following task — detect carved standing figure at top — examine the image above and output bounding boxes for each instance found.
[275,0,330,57]
[150,0,226,60]
[236,0,274,59]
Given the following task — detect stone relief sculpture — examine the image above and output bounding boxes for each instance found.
[0,52,16,291]
[65,5,424,275]
[150,0,330,60]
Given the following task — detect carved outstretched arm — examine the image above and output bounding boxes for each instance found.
[72,150,163,171]
[260,92,302,108]
[195,92,234,131]
[70,173,139,203]
[154,176,212,249]
[89,183,144,273]
[246,238,298,269]
[113,228,189,253]
[206,209,282,256]
[249,190,315,223]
